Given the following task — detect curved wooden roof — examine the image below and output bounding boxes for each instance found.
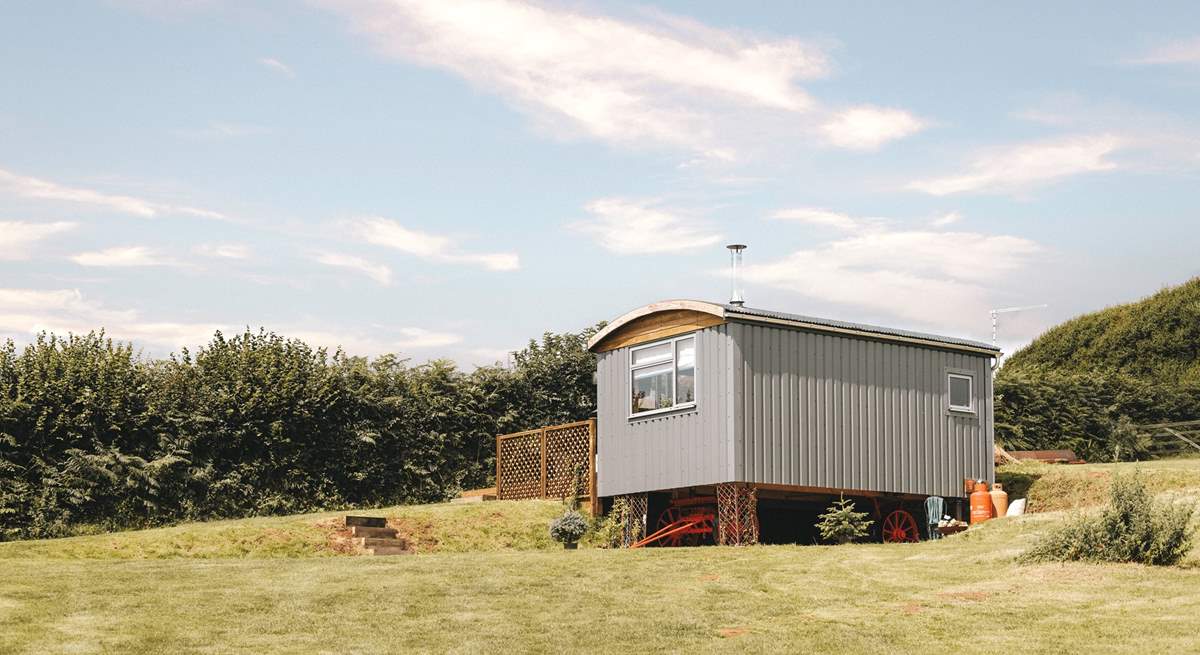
[587,300,725,353]
[587,299,1001,356]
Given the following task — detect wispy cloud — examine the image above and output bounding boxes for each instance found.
[769,208,861,231]
[906,134,1122,196]
[349,216,519,271]
[743,224,1042,329]
[0,287,224,351]
[0,167,225,219]
[70,246,171,267]
[194,243,251,259]
[1126,37,1200,65]
[570,198,722,255]
[314,251,393,285]
[821,106,925,150]
[318,0,830,154]
[929,211,962,227]
[0,287,462,355]
[0,221,75,259]
[395,327,462,349]
[258,57,296,78]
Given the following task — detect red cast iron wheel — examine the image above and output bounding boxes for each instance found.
[881,509,920,543]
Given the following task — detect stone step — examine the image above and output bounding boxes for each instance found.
[355,537,408,548]
[350,526,398,538]
[367,545,412,556]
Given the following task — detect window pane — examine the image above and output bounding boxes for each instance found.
[949,375,972,409]
[632,362,673,413]
[632,342,672,367]
[675,337,695,404]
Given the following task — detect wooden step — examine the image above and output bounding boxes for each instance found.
[367,545,412,556]
[355,537,408,548]
[451,494,496,504]
[345,515,387,528]
[350,526,398,538]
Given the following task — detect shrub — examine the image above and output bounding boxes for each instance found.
[549,510,589,545]
[588,497,629,548]
[1024,473,1196,566]
[816,496,873,544]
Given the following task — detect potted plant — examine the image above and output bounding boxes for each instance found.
[549,510,588,549]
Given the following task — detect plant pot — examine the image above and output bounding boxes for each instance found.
[564,541,578,550]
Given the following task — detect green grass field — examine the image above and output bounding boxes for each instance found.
[3,460,1199,654]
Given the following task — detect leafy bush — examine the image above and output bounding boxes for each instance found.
[996,277,1200,461]
[588,497,632,548]
[549,510,588,544]
[1024,473,1196,566]
[0,324,603,541]
[816,496,873,544]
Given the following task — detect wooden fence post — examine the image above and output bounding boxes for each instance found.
[588,418,599,516]
[539,427,548,498]
[495,434,502,499]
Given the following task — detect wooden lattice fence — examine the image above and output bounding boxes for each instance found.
[496,419,597,513]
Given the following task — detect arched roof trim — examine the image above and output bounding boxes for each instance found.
[586,300,725,351]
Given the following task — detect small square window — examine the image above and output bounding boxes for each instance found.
[948,373,973,412]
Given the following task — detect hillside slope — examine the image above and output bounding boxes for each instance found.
[2,460,1198,654]
[1004,277,1200,384]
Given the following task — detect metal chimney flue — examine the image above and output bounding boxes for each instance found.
[726,243,746,306]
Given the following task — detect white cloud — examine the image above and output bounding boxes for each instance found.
[0,287,463,356]
[317,0,828,153]
[907,134,1121,196]
[821,106,925,150]
[930,211,962,227]
[0,288,224,351]
[350,216,519,271]
[769,208,860,231]
[569,198,722,254]
[0,167,226,219]
[314,251,393,285]
[741,226,1041,329]
[1127,37,1200,65]
[0,221,75,259]
[258,57,296,78]
[396,327,463,349]
[194,243,251,259]
[70,246,170,267]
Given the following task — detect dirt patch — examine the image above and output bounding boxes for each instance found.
[388,517,440,552]
[313,518,362,556]
[717,628,748,638]
[699,574,720,582]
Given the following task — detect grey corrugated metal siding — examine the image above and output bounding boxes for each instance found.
[728,321,993,498]
[596,325,735,497]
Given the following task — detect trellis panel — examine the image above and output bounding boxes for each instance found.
[496,419,597,512]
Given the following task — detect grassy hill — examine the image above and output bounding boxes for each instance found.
[2,460,1199,653]
[0,500,565,559]
[995,278,1200,460]
[1004,277,1200,384]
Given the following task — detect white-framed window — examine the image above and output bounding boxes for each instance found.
[630,334,696,416]
[948,373,974,412]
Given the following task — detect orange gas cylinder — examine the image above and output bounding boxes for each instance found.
[990,483,1009,518]
[969,481,992,525]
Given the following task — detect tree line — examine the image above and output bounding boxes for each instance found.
[0,328,599,541]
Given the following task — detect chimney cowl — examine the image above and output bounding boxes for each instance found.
[726,244,746,306]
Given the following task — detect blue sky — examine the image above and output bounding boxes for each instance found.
[1,1,1198,364]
